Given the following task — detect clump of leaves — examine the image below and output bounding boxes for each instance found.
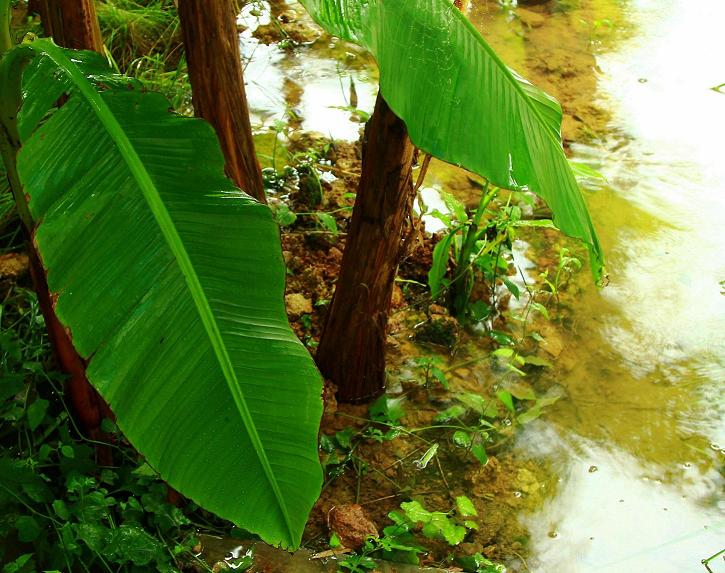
[390,497,479,547]
[457,553,507,573]
[0,289,213,572]
[335,497,505,572]
[411,356,449,389]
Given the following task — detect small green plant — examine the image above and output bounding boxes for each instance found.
[0,289,209,572]
[492,245,582,376]
[336,528,423,572]
[390,497,479,546]
[457,553,507,573]
[496,383,561,425]
[411,356,449,390]
[97,0,181,69]
[98,0,189,112]
[334,497,498,572]
[427,186,550,323]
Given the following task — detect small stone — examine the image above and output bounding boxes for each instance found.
[429,304,448,316]
[328,504,378,549]
[211,562,229,572]
[539,323,565,358]
[328,247,343,263]
[285,293,313,319]
[413,314,460,348]
[390,285,405,308]
[517,8,546,28]
[0,253,29,279]
[278,10,298,23]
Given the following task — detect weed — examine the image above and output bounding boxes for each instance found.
[97,0,180,69]
[265,137,352,234]
[411,356,449,390]
[425,184,530,322]
[334,498,506,572]
[0,288,225,572]
[98,0,190,113]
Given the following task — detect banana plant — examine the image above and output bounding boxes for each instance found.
[0,34,323,549]
[299,0,605,280]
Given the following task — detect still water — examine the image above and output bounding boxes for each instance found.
[513,0,725,571]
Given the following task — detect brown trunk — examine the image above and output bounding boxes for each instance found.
[316,94,416,403]
[177,0,266,203]
[33,0,111,460]
[38,0,103,52]
[28,249,112,454]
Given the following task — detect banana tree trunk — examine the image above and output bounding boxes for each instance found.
[316,94,415,403]
[177,0,266,203]
[37,0,103,52]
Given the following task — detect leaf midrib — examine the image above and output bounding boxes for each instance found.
[32,39,296,544]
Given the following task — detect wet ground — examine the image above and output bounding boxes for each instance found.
[236,1,724,571]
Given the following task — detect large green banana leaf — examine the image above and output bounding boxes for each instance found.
[298,0,604,278]
[0,40,323,549]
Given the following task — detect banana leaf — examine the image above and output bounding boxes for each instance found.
[298,0,604,279]
[0,40,323,549]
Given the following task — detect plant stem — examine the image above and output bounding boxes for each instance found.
[0,0,12,56]
[452,182,495,318]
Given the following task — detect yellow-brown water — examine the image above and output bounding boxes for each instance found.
[241,1,724,571]
[508,1,725,570]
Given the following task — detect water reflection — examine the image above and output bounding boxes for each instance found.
[500,0,725,569]
[239,1,377,141]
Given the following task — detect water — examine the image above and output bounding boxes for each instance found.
[241,1,725,571]
[502,1,725,571]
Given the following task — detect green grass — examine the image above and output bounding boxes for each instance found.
[97,0,179,66]
[0,287,227,572]
[97,0,191,112]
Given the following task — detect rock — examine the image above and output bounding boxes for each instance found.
[322,381,338,416]
[386,335,400,350]
[328,246,343,263]
[413,313,460,348]
[518,8,546,28]
[0,253,29,279]
[428,304,448,315]
[327,504,378,549]
[516,467,540,495]
[539,323,565,358]
[285,293,313,319]
[391,285,405,308]
[278,10,298,24]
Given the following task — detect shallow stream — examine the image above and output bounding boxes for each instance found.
[240,1,724,571]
